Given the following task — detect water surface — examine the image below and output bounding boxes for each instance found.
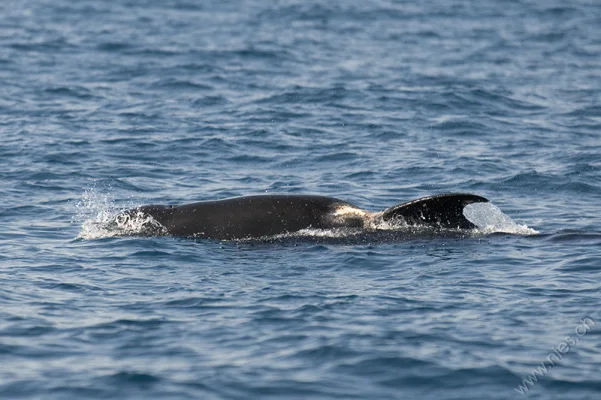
[1,0,601,399]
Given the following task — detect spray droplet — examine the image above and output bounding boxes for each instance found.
[464,202,538,235]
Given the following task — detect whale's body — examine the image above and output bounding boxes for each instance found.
[117,193,488,240]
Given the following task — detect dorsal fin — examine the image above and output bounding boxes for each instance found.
[381,193,488,229]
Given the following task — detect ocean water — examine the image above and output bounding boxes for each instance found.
[1,0,601,399]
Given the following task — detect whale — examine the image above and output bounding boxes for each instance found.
[115,193,489,240]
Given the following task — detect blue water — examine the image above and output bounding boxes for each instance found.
[2,0,601,398]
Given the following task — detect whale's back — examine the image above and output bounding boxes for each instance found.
[152,195,354,239]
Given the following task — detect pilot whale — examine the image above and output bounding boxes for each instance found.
[115,193,488,240]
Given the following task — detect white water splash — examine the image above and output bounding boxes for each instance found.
[74,186,163,240]
[73,186,118,239]
[464,202,539,235]
[292,227,363,238]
